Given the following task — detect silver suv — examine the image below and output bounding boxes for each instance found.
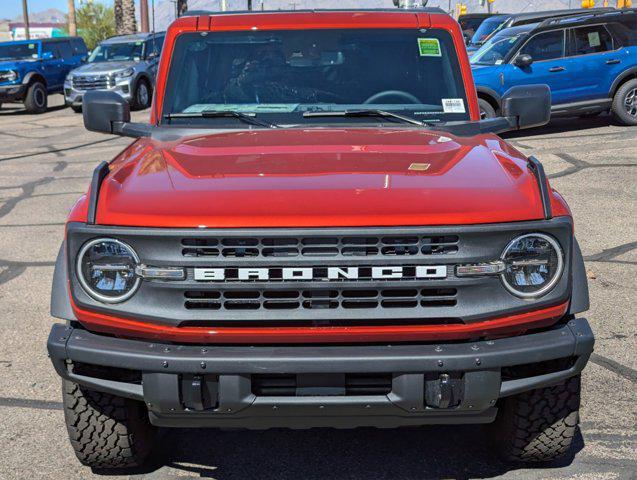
[64,32,165,112]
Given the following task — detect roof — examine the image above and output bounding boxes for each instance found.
[102,32,164,44]
[508,7,615,24]
[458,13,500,19]
[182,8,447,17]
[0,36,82,45]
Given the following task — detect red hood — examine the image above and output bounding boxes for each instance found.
[94,128,547,228]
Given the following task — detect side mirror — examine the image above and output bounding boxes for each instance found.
[41,51,56,60]
[83,90,151,137]
[514,54,533,68]
[501,84,551,130]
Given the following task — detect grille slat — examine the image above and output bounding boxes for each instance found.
[181,235,459,258]
[184,288,457,311]
[72,75,114,90]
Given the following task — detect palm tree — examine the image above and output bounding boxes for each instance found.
[114,0,123,34]
[122,0,137,34]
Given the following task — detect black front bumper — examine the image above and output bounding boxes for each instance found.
[47,318,594,429]
[0,84,27,102]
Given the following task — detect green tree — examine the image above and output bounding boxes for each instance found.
[75,1,116,51]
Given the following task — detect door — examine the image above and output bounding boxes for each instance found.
[503,29,572,105]
[566,24,626,101]
[56,41,78,78]
[41,43,65,91]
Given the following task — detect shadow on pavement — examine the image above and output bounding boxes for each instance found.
[501,114,618,139]
[96,425,584,479]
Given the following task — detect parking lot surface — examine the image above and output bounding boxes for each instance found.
[0,96,635,480]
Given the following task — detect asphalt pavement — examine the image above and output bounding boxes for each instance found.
[0,96,635,480]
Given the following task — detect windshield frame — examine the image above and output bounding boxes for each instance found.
[470,31,528,66]
[159,27,473,129]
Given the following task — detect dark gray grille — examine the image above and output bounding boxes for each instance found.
[182,234,459,258]
[252,373,393,396]
[184,287,457,311]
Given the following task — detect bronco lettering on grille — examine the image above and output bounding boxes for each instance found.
[193,266,447,282]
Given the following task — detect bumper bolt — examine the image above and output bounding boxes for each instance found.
[164,347,171,353]
[434,346,442,352]
[475,358,481,366]
[162,361,169,368]
[201,348,208,354]
[471,345,479,351]
[200,361,207,369]
[437,360,444,367]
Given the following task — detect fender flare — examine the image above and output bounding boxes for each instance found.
[50,242,77,321]
[569,237,589,315]
[609,67,637,97]
[475,86,502,110]
[21,71,47,87]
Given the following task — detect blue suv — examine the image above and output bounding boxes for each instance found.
[0,37,88,114]
[471,10,637,125]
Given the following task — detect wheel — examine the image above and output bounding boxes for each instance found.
[24,81,48,114]
[71,105,82,113]
[491,375,581,463]
[62,380,159,469]
[478,98,497,119]
[132,79,151,111]
[611,78,637,126]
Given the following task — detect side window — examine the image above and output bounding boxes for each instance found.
[41,43,60,59]
[57,41,73,59]
[571,25,614,55]
[71,38,88,55]
[147,35,165,58]
[519,30,565,62]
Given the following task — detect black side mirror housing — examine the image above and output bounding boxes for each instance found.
[83,90,151,138]
[514,54,533,68]
[501,84,551,130]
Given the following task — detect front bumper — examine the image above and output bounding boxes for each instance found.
[0,84,27,102]
[47,318,594,429]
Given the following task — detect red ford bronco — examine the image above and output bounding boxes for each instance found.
[48,9,594,469]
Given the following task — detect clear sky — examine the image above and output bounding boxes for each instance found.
[4,0,112,19]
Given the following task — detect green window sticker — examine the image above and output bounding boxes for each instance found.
[418,38,441,57]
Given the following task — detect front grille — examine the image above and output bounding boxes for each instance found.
[184,287,457,311]
[252,373,393,396]
[182,234,459,258]
[72,75,113,90]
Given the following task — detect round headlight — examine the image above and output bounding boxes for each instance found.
[77,238,140,303]
[501,233,564,298]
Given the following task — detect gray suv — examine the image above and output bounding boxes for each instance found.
[64,32,165,112]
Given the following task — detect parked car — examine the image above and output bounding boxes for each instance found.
[466,7,615,53]
[471,9,637,125]
[459,13,500,44]
[0,37,87,113]
[64,32,165,112]
[47,8,595,471]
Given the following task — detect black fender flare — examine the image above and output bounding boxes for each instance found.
[475,86,502,110]
[132,73,152,95]
[21,71,47,87]
[569,237,589,315]
[609,66,637,97]
[50,242,77,321]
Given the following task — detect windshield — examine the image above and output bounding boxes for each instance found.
[470,16,508,45]
[88,41,144,63]
[0,42,38,61]
[471,32,526,65]
[162,29,470,127]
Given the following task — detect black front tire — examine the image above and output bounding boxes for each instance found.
[612,78,637,126]
[491,375,581,463]
[478,98,497,119]
[132,79,152,111]
[62,380,159,469]
[24,81,48,114]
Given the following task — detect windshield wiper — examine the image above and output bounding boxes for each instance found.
[164,110,279,128]
[303,109,426,127]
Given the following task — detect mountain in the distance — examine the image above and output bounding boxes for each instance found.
[12,8,66,24]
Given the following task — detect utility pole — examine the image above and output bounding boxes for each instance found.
[22,0,30,40]
[248,0,253,9]
[221,0,228,11]
[140,0,149,32]
[67,0,77,36]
